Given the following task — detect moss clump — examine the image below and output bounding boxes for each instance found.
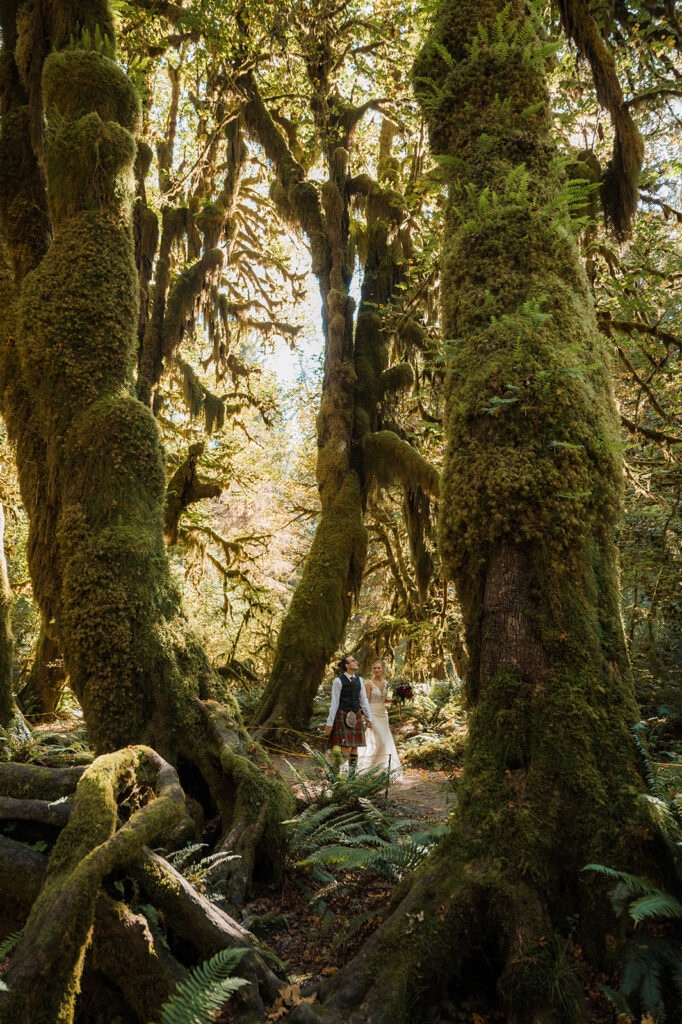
[379,361,413,396]
[42,49,141,133]
[364,430,440,499]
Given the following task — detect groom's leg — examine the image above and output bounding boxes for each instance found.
[348,746,358,777]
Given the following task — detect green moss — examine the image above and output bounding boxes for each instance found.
[364,430,440,499]
[0,747,183,1024]
[42,49,141,133]
[379,361,413,396]
[398,0,653,1017]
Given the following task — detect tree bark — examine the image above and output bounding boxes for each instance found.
[243,80,368,737]
[246,95,433,736]
[290,2,661,1020]
[17,623,65,718]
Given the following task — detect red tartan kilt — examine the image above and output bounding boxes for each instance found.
[328,708,367,748]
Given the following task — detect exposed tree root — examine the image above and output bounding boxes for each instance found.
[0,745,287,1023]
[0,761,85,800]
[133,849,284,1010]
[0,834,46,934]
[0,746,184,1024]
[288,835,585,1024]
[196,699,294,906]
[0,794,72,828]
[84,893,188,1022]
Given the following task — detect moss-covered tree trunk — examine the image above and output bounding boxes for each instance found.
[0,502,28,753]
[290,3,662,1021]
[246,98,437,737]
[0,0,291,898]
[17,624,65,718]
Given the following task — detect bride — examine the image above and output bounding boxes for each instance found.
[358,660,402,781]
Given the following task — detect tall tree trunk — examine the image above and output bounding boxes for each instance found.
[243,84,368,737]
[0,502,29,752]
[18,624,65,718]
[246,95,436,736]
[290,2,662,1021]
[0,0,291,898]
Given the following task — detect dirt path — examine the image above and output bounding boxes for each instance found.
[270,754,455,821]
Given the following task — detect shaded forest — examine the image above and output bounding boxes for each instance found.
[1,0,682,1021]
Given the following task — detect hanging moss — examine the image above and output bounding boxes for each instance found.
[379,361,413,396]
[364,430,440,499]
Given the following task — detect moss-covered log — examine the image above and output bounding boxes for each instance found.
[0,0,291,907]
[290,2,661,1021]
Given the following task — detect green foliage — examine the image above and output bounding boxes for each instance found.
[283,745,447,887]
[583,736,682,1020]
[138,903,170,951]
[158,948,250,1024]
[66,25,116,60]
[0,931,22,960]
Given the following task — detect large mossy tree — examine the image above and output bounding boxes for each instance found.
[288,1,667,1021]
[0,0,291,938]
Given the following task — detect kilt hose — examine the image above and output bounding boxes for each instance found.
[328,708,367,748]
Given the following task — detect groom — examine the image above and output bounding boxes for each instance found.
[324,654,373,776]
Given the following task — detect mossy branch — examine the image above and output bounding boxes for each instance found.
[556,0,643,236]
[363,430,440,499]
[165,442,222,545]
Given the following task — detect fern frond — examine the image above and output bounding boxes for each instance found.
[159,948,250,1024]
[432,41,456,72]
[138,904,170,950]
[165,843,207,870]
[0,930,22,959]
[628,890,682,924]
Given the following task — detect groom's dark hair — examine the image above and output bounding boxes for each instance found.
[337,654,354,675]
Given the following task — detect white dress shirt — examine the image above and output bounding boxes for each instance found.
[326,673,373,728]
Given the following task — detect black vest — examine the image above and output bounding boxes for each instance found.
[338,675,361,712]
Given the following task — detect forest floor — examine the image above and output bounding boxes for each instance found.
[239,753,617,1024]
[235,756,463,1022]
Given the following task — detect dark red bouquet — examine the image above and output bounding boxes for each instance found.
[395,681,414,702]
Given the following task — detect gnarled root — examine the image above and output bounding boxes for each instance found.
[133,849,284,1010]
[193,699,294,906]
[0,746,287,1023]
[0,746,184,1024]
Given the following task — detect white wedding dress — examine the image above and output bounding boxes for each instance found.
[358,681,402,781]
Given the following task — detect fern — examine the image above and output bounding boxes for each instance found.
[583,731,682,1019]
[0,931,22,959]
[158,948,250,1024]
[298,823,448,880]
[138,904,170,951]
[628,891,682,924]
[432,41,456,72]
[164,843,208,871]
